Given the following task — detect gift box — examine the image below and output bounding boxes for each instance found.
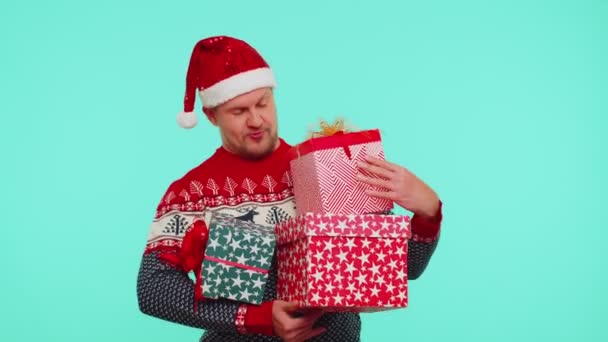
[288,128,393,216]
[199,212,276,305]
[275,212,411,312]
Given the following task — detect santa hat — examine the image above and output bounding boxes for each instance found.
[177,36,277,128]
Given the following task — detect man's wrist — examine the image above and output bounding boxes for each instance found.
[416,198,441,221]
[239,301,275,336]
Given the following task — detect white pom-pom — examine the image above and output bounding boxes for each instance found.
[177,111,198,129]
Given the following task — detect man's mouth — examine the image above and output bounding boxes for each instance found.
[248,131,265,139]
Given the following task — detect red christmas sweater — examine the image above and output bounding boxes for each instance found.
[137,138,442,341]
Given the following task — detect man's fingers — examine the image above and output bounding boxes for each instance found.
[284,326,313,341]
[296,311,324,328]
[366,190,397,201]
[288,310,325,330]
[283,301,300,312]
[365,155,400,172]
[294,327,327,342]
[357,174,393,190]
[358,161,394,179]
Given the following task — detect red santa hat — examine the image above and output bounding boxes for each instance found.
[177,36,277,128]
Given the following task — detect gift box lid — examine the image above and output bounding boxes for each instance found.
[286,129,381,161]
[205,212,276,270]
[275,212,411,245]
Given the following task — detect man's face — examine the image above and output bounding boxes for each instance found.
[204,88,279,160]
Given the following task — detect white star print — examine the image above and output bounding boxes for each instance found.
[345,261,356,275]
[230,238,243,251]
[235,254,249,265]
[202,281,214,295]
[245,269,258,278]
[361,220,370,230]
[361,238,371,249]
[311,292,321,303]
[318,221,328,231]
[232,274,245,288]
[382,238,394,248]
[381,220,391,231]
[369,263,381,276]
[242,232,254,242]
[252,278,265,290]
[249,244,260,255]
[334,273,344,284]
[312,269,324,283]
[375,275,386,287]
[376,251,387,262]
[336,220,349,232]
[356,273,368,285]
[205,263,216,275]
[207,237,220,250]
[323,240,336,252]
[313,250,324,261]
[261,235,274,247]
[357,252,370,265]
[337,250,349,263]
[395,246,406,258]
[396,269,407,281]
[258,255,269,266]
[239,288,253,301]
[344,238,357,251]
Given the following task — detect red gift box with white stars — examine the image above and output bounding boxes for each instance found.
[275,212,412,312]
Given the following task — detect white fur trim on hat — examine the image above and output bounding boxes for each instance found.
[177,111,198,129]
[199,67,276,108]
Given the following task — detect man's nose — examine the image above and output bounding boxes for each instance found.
[247,109,263,127]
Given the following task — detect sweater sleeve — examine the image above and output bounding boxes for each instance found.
[407,200,443,279]
[137,250,248,333]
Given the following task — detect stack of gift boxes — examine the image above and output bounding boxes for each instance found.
[275,128,413,312]
[185,126,413,313]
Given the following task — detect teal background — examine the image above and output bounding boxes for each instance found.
[2,0,606,341]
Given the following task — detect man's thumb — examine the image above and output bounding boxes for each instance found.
[283,301,299,312]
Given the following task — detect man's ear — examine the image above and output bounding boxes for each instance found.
[203,108,218,126]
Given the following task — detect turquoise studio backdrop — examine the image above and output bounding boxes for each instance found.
[2,0,607,341]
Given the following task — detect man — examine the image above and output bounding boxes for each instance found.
[137,35,443,342]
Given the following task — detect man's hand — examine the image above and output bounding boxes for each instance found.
[357,156,440,218]
[272,300,326,342]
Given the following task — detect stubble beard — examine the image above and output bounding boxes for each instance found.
[238,129,279,160]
